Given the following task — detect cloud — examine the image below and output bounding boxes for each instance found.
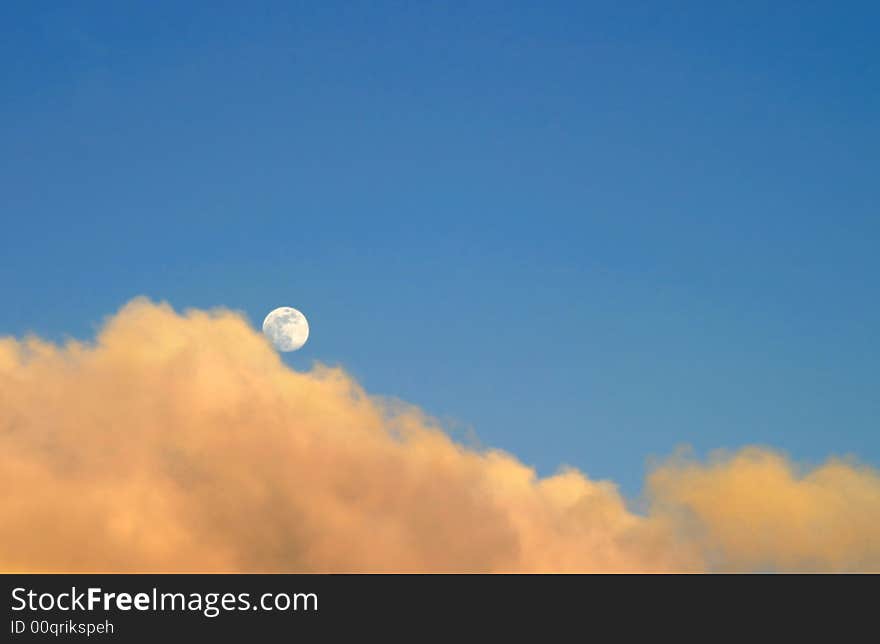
[649,448,880,571]
[1,298,878,572]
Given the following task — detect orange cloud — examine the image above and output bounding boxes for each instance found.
[1,298,878,572]
[649,448,880,571]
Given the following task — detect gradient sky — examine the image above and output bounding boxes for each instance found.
[2,1,877,496]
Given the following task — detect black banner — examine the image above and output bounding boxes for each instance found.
[2,573,868,640]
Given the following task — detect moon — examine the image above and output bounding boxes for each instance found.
[262,307,309,352]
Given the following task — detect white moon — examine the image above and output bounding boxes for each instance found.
[262,307,309,352]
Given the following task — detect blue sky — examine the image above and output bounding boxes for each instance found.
[2,1,878,495]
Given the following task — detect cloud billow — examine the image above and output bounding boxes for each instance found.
[1,298,878,572]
